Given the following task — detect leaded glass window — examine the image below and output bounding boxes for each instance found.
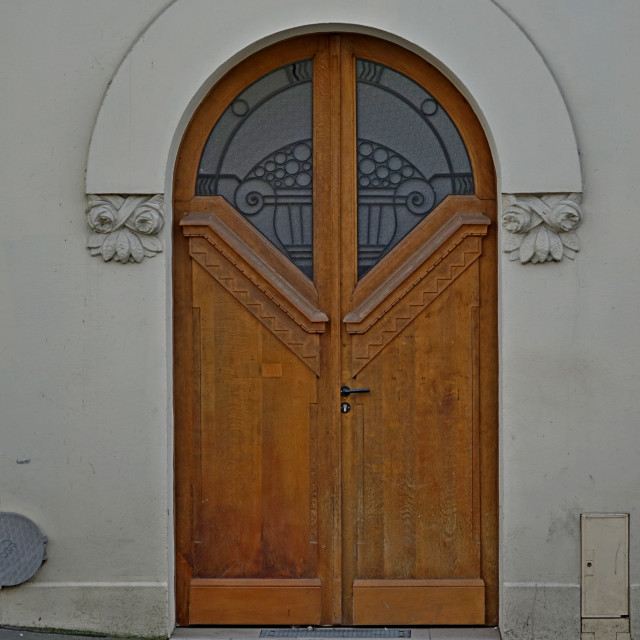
[356,59,474,278]
[197,60,314,279]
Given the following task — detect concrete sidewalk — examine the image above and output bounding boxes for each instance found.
[2,629,500,640]
[0,630,123,640]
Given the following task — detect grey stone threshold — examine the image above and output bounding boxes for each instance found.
[171,628,501,640]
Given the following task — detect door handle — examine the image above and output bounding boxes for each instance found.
[340,385,370,397]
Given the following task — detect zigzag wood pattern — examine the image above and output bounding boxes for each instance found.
[190,240,320,374]
[349,234,484,375]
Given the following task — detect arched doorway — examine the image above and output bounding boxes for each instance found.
[173,34,497,627]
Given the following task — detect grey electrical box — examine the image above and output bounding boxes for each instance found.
[581,513,629,618]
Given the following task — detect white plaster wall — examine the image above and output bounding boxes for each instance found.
[0,2,174,636]
[85,0,581,194]
[0,2,639,639]
[496,1,640,638]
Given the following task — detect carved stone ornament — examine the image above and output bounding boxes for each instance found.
[502,193,582,263]
[86,194,164,263]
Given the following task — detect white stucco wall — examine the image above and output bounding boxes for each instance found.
[496,2,640,638]
[0,2,174,636]
[85,0,581,194]
[0,2,639,639]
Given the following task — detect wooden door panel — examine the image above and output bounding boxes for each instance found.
[348,262,484,624]
[193,265,320,577]
[352,579,484,625]
[188,254,322,622]
[190,578,322,625]
[193,265,263,578]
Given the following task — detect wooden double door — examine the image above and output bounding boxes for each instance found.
[174,34,497,627]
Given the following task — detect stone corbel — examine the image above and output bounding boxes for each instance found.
[502,193,582,264]
[86,194,164,263]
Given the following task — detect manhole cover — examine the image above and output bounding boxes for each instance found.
[0,512,48,586]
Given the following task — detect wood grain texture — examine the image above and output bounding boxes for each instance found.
[190,579,322,624]
[478,198,499,625]
[353,579,485,625]
[182,198,320,311]
[192,263,319,579]
[338,32,358,625]
[351,198,489,308]
[184,227,325,374]
[175,36,333,625]
[337,35,498,626]
[321,34,343,623]
[181,208,328,330]
[344,218,489,375]
[173,198,195,625]
[174,32,497,627]
[350,266,482,581]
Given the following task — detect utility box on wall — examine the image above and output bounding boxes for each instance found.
[581,514,631,640]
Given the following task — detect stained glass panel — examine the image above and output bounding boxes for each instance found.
[197,60,314,279]
[356,59,474,278]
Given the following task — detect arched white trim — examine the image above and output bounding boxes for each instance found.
[85,0,582,195]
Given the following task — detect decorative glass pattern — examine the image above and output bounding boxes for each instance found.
[356,59,474,278]
[197,60,314,279]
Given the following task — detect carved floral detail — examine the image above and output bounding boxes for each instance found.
[87,195,164,263]
[502,193,582,263]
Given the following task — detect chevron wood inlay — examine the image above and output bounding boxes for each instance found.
[344,215,489,375]
[181,208,327,376]
[181,209,327,333]
[189,237,321,374]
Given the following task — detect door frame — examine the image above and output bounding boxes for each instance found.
[172,33,498,627]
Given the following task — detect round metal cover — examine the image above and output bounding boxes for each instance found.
[0,512,47,586]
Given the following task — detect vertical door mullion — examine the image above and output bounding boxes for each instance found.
[313,34,344,624]
[338,35,359,626]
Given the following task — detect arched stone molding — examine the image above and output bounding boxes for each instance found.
[86,0,582,197]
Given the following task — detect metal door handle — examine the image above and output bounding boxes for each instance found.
[340,385,370,397]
